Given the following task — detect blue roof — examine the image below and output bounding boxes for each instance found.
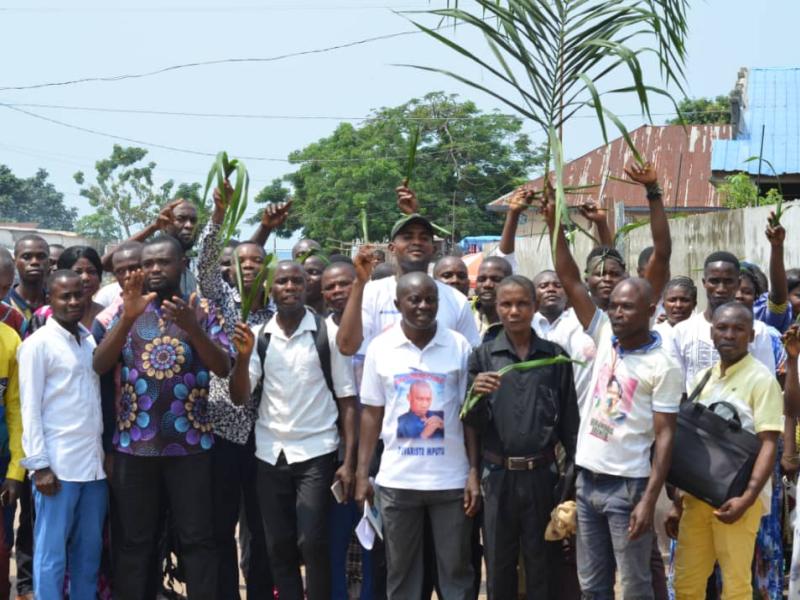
[711,67,800,176]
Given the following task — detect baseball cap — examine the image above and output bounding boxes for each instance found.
[390,214,435,239]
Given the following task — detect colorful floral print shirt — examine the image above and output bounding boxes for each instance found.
[107,295,232,456]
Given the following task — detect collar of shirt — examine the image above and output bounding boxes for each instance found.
[44,316,92,343]
[710,352,755,381]
[489,328,557,360]
[611,330,662,357]
[265,308,317,340]
[384,321,450,352]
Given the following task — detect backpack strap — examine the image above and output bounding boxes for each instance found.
[312,313,335,398]
[682,368,713,405]
[253,314,336,404]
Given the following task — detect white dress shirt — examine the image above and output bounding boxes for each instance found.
[249,309,356,465]
[18,318,105,482]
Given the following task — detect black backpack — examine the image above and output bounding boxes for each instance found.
[252,312,335,406]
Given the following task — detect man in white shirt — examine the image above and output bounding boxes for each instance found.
[18,270,106,599]
[229,260,357,600]
[532,269,596,404]
[354,272,480,600]
[544,165,683,598]
[672,252,778,390]
[336,213,481,357]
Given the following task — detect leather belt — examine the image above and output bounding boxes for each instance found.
[483,448,555,471]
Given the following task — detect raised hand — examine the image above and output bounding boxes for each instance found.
[508,184,536,215]
[232,321,255,356]
[261,200,293,230]
[766,213,786,246]
[354,245,376,283]
[156,199,182,230]
[624,161,658,186]
[162,294,199,334]
[539,181,557,231]
[578,199,607,224]
[783,325,800,359]
[122,270,156,321]
[396,184,419,215]
[212,179,235,223]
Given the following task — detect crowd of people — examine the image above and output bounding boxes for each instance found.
[0,160,798,600]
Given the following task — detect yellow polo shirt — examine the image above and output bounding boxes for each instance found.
[0,323,24,481]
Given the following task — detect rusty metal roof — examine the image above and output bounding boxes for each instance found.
[488,124,732,212]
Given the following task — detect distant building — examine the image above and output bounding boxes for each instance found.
[711,67,800,199]
[487,124,732,236]
[0,223,98,252]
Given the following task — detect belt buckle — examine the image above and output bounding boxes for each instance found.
[506,456,535,471]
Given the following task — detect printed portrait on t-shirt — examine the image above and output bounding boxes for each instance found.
[394,371,446,440]
[587,365,638,442]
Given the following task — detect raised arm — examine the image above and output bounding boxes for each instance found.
[625,162,671,300]
[100,201,177,272]
[499,185,535,255]
[579,199,613,248]
[766,215,788,309]
[541,189,597,330]
[93,270,156,375]
[336,246,374,356]
[250,200,292,247]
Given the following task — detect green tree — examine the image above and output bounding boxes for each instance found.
[247,178,292,236]
[0,165,77,230]
[74,145,205,244]
[668,95,731,125]
[718,172,781,208]
[260,92,544,242]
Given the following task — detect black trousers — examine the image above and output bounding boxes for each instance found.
[111,451,218,600]
[15,474,34,595]
[211,433,273,599]
[256,451,335,600]
[482,465,561,600]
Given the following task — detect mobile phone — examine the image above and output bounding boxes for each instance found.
[331,479,345,504]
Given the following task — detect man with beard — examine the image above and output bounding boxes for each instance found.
[93,235,231,600]
[229,261,357,600]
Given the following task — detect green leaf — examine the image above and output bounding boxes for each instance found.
[460,355,585,419]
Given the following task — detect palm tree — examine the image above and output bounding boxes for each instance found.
[405,0,690,241]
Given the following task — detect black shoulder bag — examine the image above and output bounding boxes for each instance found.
[666,368,763,508]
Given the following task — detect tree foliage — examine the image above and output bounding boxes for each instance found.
[668,95,731,125]
[74,145,205,244]
[0,165,77,230]
[718,172,781,209]
[258,92,544,243]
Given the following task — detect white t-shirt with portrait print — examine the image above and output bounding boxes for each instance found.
[360,322,471,491]
[575,310,683,479]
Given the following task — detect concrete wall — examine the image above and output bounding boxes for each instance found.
[0,225,98,252]
[495,202,800,312]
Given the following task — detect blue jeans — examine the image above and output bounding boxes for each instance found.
[330,498,374,599]
[576,469,653,599]
[33,479,108,600]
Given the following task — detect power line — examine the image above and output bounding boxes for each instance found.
[0,102,519,164]
[0,19,459,93]
[0,101,732,122]
[0,4,430,12]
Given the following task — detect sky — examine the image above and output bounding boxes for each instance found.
[0,0,798,248]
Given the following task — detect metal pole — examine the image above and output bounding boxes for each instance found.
[755,123,766,205]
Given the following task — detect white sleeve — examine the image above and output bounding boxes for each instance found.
[330,335,357,398]
[18,340,50,471]
[489,247,518,274]
[248,327,263,394]
[361,286,376,349]
[651,357,684,413]
[457,339,470,407]
[359,345,385,407]
[456,301,482,347]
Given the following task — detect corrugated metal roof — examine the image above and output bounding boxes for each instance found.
[711,67,800,176]
[489,124,731,211]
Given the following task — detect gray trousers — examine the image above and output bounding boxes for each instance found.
[378,487,473,600]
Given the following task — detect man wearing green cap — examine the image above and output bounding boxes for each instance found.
[336,189,480,357]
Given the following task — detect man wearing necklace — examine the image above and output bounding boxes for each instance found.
[93,234,231,600]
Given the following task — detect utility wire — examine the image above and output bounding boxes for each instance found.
[1,101,732,122]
